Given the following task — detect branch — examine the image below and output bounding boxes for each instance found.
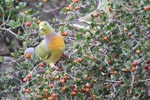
[105,80,121,83]
[137,78,150,82]
[130,72,135,92]
[0,27,17,37]
[97,0,103,10]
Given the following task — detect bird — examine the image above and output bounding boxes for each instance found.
[72,0,110,29]
[25,21,65,68]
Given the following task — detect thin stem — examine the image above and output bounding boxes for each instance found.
[97,0,103,10]
[0,27,17,37]
[130,72,135,92]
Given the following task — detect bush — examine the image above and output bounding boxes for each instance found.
[0,0,150,100]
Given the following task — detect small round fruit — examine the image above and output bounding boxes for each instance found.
[43,88,48,93]
[25,88,31,93]
[87,76,92,80]
[102,36,108,41]
[49,84,54,88]
[86,83,91,88]
[39,62,45,67]
[27,74,32,79]
[62,86,67,91]
[94,13,99,18]
[132,61,138,67]
[63,75,69,80]
[61,32,68,36]
[113,71,118,75]
[36,94,41,98]
[131,67,136,72]
[124,27,128,32]
[75,6,79,11]
[144,65,149,70]
[65,5,72,11]
[85,87,90,93]
[77,58,83,63]
[60,78,66,83]
[73,0,79,3]
[71,91,77,96]
[51,93,57,98]
[23,78,28,82]
[25,53,31,59]
[105,84,111,88]
[109,7,113,12]
[144,6,150,11]
[26,22,31,27]
[89,97,94,100]
[136,50,141,54]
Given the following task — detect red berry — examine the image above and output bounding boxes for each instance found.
[39,62,45,67]
[49,84,54,88]
[23,78,28,82]
[73,0,79,3]
[144,65,149,70]
[60,78,66,83]
[136,50,141,54]
[132,61,138,67]
[25,88,31,93]
[26,74,32,79]
[94,13,99,18]
[131,67,136,72]
[88,97,94,100]
[75,6,80,11]
[26,22,31,27]
[51,93,57,98]
[146,60,150,64]
[109,7,113,12]
[71,91,77,96]
[61,32,68,36]
[86,83,91,88]
[144,6,150,11]
[85,87,90,93]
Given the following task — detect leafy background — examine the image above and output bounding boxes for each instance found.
[0,0,150,100]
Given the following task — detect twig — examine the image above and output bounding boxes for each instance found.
[0,27,17,37]
[110,75,117,98]
[137,78,150,82]
[105,80,121,83]
[130,72,135,92]
[29,63,40,74]
[0,6,5,24]
[6,10,12,22]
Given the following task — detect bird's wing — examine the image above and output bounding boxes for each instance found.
[35,40,51,60]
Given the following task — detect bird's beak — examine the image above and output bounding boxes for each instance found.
[39,27,44,35]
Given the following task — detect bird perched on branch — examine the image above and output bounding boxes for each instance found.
[25,21,65,68]
[72,0,110,29]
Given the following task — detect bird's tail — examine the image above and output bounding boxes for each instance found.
[24,47,35,55]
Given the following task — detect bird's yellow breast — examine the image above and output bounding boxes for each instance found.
[48,35,65,51]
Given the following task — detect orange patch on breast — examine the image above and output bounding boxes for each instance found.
[48,36,65,51]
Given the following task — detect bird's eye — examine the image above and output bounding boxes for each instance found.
[44,23,47,26]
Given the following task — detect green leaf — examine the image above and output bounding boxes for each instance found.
[76,33,82,40]
[0,56,4,62]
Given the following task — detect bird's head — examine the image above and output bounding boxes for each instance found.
[39,21,54,35]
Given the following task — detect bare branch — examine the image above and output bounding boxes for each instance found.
[0,27,17,37]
